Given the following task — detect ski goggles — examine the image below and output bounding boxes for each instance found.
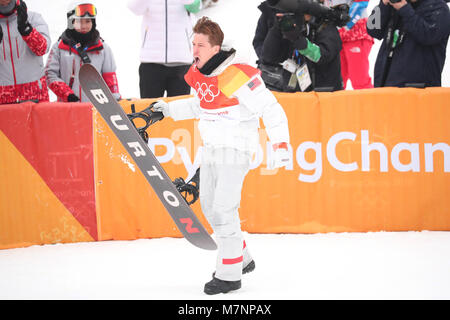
[74,4,97,18]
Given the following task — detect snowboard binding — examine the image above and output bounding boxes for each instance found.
[126,103,200,206]
[127,102,164,143]
[173,168,200,206]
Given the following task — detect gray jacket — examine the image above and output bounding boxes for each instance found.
[0,11,50,86]
[45,36,120,102]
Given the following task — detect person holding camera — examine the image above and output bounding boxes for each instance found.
[258,2,345,92]
[253,1,279,66]
[367,0,450,87]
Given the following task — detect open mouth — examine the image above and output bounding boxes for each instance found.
[194,57,200,65]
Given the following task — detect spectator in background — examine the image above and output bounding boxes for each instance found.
[367,0,450,87]
[327,0,374,89]
[127,0,201,98]
[259,4,344,92]
[45,1,121,102]
[202,0,218,9]
[0,0,50,104]
[252,0,279,67]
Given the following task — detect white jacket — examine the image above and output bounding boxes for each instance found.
[127,0,197,64]
[166,51,290,154]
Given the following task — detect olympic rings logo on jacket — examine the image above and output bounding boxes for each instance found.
[195,82,221,103]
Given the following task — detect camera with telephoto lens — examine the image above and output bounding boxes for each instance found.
[276,12,300,31]
[268,0,350,27]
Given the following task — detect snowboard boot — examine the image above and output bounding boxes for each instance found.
[242,260,255,274]
[212,259,255,278]
[204,276,241,295]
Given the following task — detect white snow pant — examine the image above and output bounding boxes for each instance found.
[200,147,253,281]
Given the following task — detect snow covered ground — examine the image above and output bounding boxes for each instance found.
[1,231,450,299]
[2,0,448,300]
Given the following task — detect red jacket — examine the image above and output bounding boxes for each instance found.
[339,18,374,43]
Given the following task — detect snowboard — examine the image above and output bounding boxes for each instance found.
[79,63,217,251]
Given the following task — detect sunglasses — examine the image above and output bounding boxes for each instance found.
[74,3,97,17]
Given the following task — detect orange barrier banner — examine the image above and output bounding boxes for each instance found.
[0,103,95,249]
[1,87,449,249]
[95,88,450,240]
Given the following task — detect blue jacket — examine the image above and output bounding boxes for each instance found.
[367,0,450,87]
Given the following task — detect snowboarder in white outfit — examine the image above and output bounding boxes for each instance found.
[153,17,290,295]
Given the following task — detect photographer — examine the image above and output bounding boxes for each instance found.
[253,1,279,65]
[367,0,450,87]
[259,1,346,92]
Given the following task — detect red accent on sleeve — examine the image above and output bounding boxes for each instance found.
[273,142,288,151]
[22,28,48,57]
[49,81,73,102]
[102,72,120,96]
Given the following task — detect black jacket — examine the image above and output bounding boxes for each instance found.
[367,0,450,87]
[260,16,343,92]
[253,1,278,62]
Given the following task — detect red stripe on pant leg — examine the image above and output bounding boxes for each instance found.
[243,241,246,249]
[223,256,243,265]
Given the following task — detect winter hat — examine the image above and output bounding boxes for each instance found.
[323,0,352,8]
[66,1,97,30]
[0,0,17,15]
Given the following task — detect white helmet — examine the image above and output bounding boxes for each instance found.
[67,1,97,29]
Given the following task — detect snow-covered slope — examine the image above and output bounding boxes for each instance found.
[1,231,450,299]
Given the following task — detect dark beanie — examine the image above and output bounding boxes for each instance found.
[0,0,16,15]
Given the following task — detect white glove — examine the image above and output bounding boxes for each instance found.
[268,143,291,169]
[151,100,170,118]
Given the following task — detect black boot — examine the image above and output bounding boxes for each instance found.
[242,260,255,274]
[204,277,241,295]
[212,260,255,278]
